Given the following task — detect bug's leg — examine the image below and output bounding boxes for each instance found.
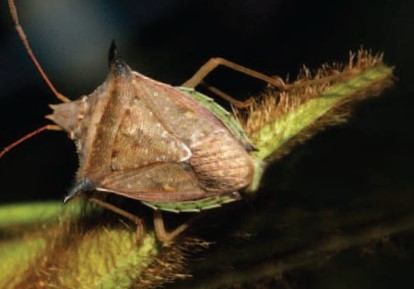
[201,82,255,109]
[0,124,62,159]
[153,210,192,244]
[183,57,286,89]
[182,57,287,108]
[8,0,70,102]
[96,164,208,243]
[89,197,145,242]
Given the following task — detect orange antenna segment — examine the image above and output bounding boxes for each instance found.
[8,0,70,103]
[0,124,62,159]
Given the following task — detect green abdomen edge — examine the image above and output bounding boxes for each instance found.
[142,191,241,213]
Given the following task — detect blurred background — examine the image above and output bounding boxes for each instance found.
[0,0,413,288]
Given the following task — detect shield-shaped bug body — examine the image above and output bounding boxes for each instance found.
[5,0,286,242]
[54,42,256,227]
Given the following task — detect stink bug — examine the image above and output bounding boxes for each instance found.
[3,0,287,242]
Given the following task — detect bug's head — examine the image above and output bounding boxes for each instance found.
[45,97,89,139]
[1,41,130,159]
[45,41,130,139]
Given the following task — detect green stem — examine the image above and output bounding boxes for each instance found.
[252,65,393,161]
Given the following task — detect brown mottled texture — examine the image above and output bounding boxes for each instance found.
[48,47,254,206]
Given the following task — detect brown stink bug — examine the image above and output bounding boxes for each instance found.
[2,0,288,243]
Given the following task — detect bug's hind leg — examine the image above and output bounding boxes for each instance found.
[183,57,286,90]
[200,82,255,109]
[182,57,287,109]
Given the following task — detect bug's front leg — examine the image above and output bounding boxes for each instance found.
[89,197,195,244]
[85,196,194,243]
[91,163,210,243]
[89,197,145,243]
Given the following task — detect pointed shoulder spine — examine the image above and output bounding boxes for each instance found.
[108,40,130,77]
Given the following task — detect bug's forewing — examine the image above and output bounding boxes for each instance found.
[131,72,254,193]
[101,80,212,202]
[131,72,226,145]
[111,94,191,171]
[97,163,208,202]
[98,72,252,202]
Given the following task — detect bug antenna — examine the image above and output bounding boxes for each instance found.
[7,0,70,103]
[0,124,62,159]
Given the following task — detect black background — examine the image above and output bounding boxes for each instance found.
[0,1,413,287]
[1,0,412,203]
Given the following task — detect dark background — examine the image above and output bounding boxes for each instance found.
[1,0,412,203]
[0,0,413,287]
